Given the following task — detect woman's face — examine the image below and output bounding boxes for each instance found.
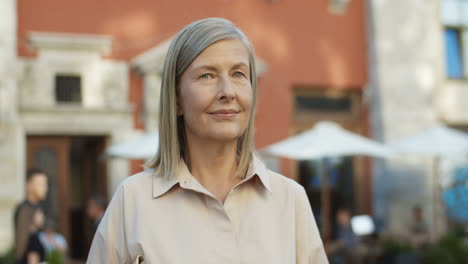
[177,38,252,143]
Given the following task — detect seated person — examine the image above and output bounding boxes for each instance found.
[330,208,361,264]
[409,205,429,250]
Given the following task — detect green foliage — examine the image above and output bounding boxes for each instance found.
[46,250,65,264]
[380,236,413,256]
[422,245,458,264]
[422,229,468,264]
[0,247,66,264]
[0,247,14,264]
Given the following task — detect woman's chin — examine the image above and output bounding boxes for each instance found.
[187,125,246,143]
[211,134,242,142]
[209,129,245,142]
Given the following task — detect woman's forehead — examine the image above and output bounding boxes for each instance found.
[188,39,250,69]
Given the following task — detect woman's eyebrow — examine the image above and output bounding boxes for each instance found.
[193,62,249,72]
[232,62,249,69]
[193,65,218,72]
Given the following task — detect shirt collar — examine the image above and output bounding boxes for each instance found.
[152,153,272,198]
[151,166,180,198]
[244,153,272,192]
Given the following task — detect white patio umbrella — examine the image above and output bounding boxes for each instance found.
[262,121,391,242]
[106,132,159,159]
[263,121,392,159]
[389,124,468,156]
[388,124,468,240]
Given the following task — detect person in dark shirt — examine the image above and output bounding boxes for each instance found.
[330,208,361,264]
[86,195,106,235]
[14,169,48,264]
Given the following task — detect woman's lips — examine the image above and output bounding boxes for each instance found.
[209,110,239,118]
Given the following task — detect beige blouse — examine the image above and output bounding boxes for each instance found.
[86,154,328,264]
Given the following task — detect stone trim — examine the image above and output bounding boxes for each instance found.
[28,32,112,55]
[132,38,172,74]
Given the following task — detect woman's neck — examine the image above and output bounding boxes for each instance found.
[186,136,242,203]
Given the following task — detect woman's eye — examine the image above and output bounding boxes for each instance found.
[233,72,245,78]
[200,73,212,79]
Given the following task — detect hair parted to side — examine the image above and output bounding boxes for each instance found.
[145,17,258,179]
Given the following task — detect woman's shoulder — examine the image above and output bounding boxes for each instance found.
[265,168,306,196]
[118,169,155,189]
[110,169,156,200]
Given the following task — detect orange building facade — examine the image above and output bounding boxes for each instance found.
[18,0,368,170]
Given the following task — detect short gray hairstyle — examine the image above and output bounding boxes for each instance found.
[145,17,258,179]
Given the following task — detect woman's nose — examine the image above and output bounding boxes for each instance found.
[218,76,235,101]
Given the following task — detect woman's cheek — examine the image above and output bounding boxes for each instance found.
[240,88,253,110]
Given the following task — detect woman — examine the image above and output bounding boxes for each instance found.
[87,17,327,264]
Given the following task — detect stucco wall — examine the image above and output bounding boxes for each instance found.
[369,0,445,239]
[0,0,23,254]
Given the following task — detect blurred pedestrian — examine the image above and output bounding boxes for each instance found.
[86,195,106,235]
[39,218,68,255]
[330,208,361,264]
[21,208,46,264]
[409,205,429,250]
[336,209,359,248]
[87,17,327,264]
[13,168,48,264]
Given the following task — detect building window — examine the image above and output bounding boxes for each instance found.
[441,0,468,79]
[445,29,464,78]
[293,87,361,130]
[55,75,82,103]
[295,96,352,112]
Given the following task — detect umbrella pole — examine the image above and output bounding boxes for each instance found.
[321,158,331,244]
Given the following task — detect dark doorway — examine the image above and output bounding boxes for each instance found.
[27,135,108,261]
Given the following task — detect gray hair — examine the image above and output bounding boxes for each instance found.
[145,17,258,179]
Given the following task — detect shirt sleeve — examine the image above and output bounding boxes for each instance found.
[295,186,329,264]
[86,184,132,264]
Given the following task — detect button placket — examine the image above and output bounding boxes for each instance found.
[224,189,243,264]
[206,196,239,263]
